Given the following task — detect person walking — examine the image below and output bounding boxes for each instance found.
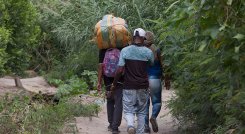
[143,31,165,133]
[111,28,154,134]
[97,48,123,134]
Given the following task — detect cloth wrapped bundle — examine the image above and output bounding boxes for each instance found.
[94,15,131,49]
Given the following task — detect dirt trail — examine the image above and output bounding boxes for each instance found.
[0,76,57,95]
[76,89,178,134]
[0,77,178,134]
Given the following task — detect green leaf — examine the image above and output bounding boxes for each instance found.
[203,27,219,39]
[235,45,241,53]
[219,24,227,31]
[211,29,219,39]
[200,0,206,8]
[200,57,213,65]
[165,0,180,13]
[145,19,162,24]
[198,41,207,52]
[227,0,233,5]
[233,34,244,41]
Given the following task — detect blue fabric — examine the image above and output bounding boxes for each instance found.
[145,78,162,127]
[118,45,154,66]
[147,48,162,77]
[147,60,162,77]
[148,75,161,79]
[123,89,149,134]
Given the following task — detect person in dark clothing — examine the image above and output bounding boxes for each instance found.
[97,49,123,134]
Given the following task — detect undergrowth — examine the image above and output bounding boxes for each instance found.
[45,70,98,99]
[0,93,100,134]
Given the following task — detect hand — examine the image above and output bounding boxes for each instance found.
[97,83,101,90]
[97,83,102,95]
[110,83,116,92]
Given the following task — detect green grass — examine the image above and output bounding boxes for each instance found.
[0,93,100,134]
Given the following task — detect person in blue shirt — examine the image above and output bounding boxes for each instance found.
[144,31,165,133]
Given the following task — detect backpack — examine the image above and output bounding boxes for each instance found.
[103,48,120,77]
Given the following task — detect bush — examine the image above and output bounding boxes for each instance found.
[81,70,98,90]
[0,93,100,134]
[50,75,89,99]
[152,0,245,133]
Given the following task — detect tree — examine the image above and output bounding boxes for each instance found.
[0,0,40,76]
[0,27,10,75]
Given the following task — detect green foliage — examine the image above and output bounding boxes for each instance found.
[54,75,89,99]
[0,94,100,134]
[81,70,98,90]
[46,70,98,99]
[0,27,10,75]
[30,0,171,78]
[151,0,245,133]
[0,0,40,76]
[31,0,101,77]
[2,0,243,133]
[47,78,64,87]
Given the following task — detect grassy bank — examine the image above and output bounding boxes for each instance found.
[0,93,100,134]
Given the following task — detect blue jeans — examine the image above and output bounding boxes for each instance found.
[123,89,149,134]
[145,78,162,127]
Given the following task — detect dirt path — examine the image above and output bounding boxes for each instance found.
[0,77,178,134]
[76,89,178,134]
[0,76,57,96]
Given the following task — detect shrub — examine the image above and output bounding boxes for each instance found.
[0,93,100,134]
[152,0,245,133]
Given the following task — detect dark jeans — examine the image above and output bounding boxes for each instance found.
[106,83,123,131]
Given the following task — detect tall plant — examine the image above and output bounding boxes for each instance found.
[152,0,245,133]
[31,0,169,79]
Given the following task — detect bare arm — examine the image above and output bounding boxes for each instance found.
[157,50,165,80]
[110,66,124,91]
[97,63,103,93]
[158,51,171,89]
[157,51,164,72]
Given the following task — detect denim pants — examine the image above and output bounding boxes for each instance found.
[145,78,162,127]
[123,89,149,134]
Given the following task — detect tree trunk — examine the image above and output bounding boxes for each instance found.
[14,77,24,88]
